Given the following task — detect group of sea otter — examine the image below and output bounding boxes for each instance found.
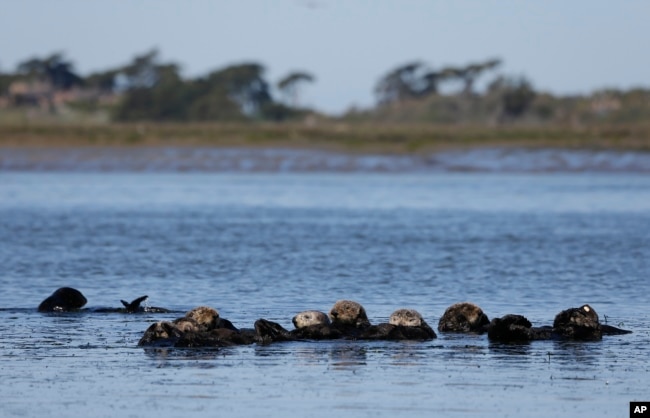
[38,287,632,348]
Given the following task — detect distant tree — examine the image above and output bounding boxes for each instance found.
[85,69,120,93]
[420,70,444,96]
[277,71,315,107]
[16,53,82,90]
[206,63,272,117]
[112,50,192,121]
[488,75,536,121]
[113,62,190,121]
[375,61,432,104]
[187,88,244,121]
[120,49,162,90]
[451,58,502,96]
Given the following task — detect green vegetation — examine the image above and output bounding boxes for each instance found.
[2,122,649,153]
[1,50,649,153]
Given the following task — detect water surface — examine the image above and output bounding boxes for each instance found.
[1,172,648,417]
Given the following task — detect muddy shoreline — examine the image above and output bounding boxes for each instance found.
[1,145,649,172]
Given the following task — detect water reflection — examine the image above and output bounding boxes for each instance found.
[488,342,533,357]
[328,344,368,369]
[142,346,236,368]
[550,340,603,366]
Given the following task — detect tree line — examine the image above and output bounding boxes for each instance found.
[0,49,316,122]
[1,50,648,125]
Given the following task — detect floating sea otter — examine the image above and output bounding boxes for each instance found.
[38,287,87,312]
[437,302,490,333]
[552,304,631,340]
[358,309,437,340]
[255,309,342,342]
[38,287,171,313]
[486,314,552,342]
[487,304,632,342]
[255,302,436,342]
[255,300,372,343]
[138,306,257,348]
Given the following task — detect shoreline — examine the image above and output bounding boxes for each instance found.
[2,145,649,173]
[2,122,649,173]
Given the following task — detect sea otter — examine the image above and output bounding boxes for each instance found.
[387,308,437,340]
[137,321,185,346]
[255,300,374,343]
[329,300,371,328]
[437,302,490,333]
[39,288,171,313]
[255,310,342,343]
[487,314,552,342]
[487,305,632,342]
[359,309,437,340]
[38,287,87,312]
[293,310,331,328]
[552,304,631,340]
[290,310,343,340]
[181,306,219,330]
[138,306,256,348]
[256,306,436,342]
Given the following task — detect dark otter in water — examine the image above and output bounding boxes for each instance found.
[328,299,372,338]
[137,321,185,347]
[255,310,343,343]
[359,309,437,341]
[38,287,87,312]
[138,306,256,348]
[487,314,552,342]
[329,300,371,328]
[256,300,374,343]
[255,300,371,342]
[438,302,490,333]
[39,288,171,313]
[488,305,632,342]
[552,304,631,340]
[256,306,436,342]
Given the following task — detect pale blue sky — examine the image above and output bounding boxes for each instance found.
[1,0,648,114]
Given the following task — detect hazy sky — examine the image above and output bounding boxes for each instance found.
[1,0,648,114]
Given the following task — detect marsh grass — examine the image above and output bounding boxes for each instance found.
[1,122,649,153]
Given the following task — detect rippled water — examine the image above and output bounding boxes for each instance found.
[1,172,649,417]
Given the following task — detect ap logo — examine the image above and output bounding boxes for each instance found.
[631,402,650,416]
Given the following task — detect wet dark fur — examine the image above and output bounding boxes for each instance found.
[95,295,171,313]
[487,314,552,342]
[329,300,371,329]
[255,314,436,342]
[552,304,631,340]
[488,305,632,342]
[254,319,344,343]
[38,287,87,312]
[138,306,254,348]
[358,322,437,341]
[438,302,490,333]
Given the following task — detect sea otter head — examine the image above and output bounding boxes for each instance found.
[389,309,425,327]
[38,287,88,312]
[137,321,179,345]
[184,306,219,331]
[292,310,331,329]
[329,300,370,328]
[438,302,490,332]
[553,304,599,328]
[173,317,201,333]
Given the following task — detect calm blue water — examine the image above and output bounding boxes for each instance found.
[1,172,649,417]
